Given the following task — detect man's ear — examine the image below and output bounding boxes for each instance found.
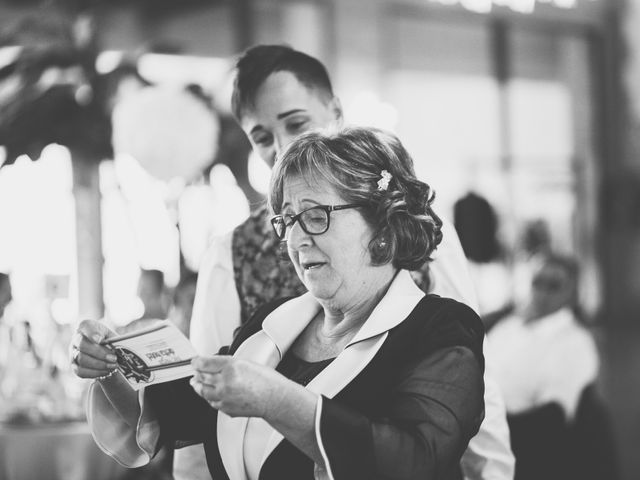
[330,96,344,125]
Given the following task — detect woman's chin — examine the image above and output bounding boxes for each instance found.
[304,281,338,302]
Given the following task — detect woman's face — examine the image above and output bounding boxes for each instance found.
[281,175,387,311]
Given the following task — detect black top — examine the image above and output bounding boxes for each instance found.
[276,351,335,387]
[147,294,485,480]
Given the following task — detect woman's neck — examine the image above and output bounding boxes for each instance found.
[318,268,397,339]
[292,267,398,362]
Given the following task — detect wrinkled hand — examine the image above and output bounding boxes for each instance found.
[190,356,284,419]
[69,319,118,379]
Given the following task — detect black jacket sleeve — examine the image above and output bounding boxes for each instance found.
[318,300,485,480]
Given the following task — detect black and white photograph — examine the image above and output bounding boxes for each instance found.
[0,0,636,479]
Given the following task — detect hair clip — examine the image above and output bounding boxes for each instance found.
[377,170,392,191]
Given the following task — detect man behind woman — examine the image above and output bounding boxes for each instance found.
[71,127,486,479]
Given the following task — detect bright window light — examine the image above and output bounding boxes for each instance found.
[248,151,272,195]
[344,91,399,132]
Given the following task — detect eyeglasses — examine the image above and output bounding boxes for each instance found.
[270,204,360,240]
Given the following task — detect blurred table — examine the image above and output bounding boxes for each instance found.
[0,421,129,480]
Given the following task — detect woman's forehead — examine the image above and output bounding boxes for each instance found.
[282,174,342,204]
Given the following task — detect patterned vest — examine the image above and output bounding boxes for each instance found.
[231,205,433,326]
[231,206,307,325]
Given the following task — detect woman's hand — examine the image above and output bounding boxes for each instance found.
[192,355,324,466]
[69,319,119,379]
[190,356,285,419]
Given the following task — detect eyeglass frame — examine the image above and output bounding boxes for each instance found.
[270,204,361,240]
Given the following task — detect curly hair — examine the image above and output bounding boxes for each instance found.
[269,127,443,270]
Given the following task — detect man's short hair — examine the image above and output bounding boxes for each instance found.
[231,44,334,120]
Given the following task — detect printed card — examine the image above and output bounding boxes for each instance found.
[100,322,197,390]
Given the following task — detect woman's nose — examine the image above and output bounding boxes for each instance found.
[286,219,311,248]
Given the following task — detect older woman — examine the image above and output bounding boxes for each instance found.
[71,127,485,480]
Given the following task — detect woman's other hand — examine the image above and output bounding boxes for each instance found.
[190,355,284,418]
[192,355,323,465]
[69,319,119,379]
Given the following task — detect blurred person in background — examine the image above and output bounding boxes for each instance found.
[453,192,514,332]
[0,272,13,374]
[70,127,486,480]
[511,219,553,308]
[117,269,171,334]
[0,272,12,321]
[0,272,13,398]
[488,252,615,480]
[119,269,171,333]
[168,270,198,337]
[136,268,170,321]
[182,44,514,480]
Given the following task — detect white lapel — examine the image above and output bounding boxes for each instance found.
[217,270,425,479]
[346,269,426,346]
[217,294,320,480]
[216,330,280,480]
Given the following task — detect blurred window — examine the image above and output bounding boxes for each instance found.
[381,14,599,314]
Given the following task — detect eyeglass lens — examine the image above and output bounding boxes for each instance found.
[272,207,330,240]
[300,208,329,234]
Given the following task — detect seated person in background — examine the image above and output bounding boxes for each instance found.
[488,253,602,480]
[187,44,514,480]
[0,272,12,321]
[136,269,169,321]
[0,272,12,374]
[70,127,486,480]
[119,269,171,335]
